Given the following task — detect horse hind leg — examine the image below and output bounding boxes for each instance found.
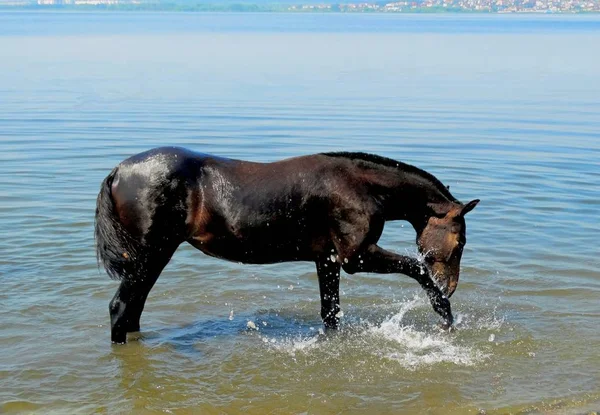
[108,243,178,344]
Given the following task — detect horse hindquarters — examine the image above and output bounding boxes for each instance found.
[95,162,188,343]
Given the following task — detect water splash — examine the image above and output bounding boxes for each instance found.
[259,330,322,354]
[370,297,489,370]
[258,294,494,370]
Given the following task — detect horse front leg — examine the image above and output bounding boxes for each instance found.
[315,256,342,329]
[342,244,453,329]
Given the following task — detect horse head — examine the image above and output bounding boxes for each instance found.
[416,199,479,297]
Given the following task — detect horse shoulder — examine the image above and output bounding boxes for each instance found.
[319,172,384,261]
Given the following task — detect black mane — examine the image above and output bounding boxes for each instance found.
[322,151,458,203]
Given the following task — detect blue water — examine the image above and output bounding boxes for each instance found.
[0,12,599,414]
[2,11,600,35]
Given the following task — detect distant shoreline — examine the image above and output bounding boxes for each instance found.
[1,3,599,13]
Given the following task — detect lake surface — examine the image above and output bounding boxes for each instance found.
[1,11,599,414]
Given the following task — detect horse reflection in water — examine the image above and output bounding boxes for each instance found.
[95,147,479,344]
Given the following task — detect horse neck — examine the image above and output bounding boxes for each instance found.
[371,167,455,230]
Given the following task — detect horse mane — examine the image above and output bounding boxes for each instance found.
[322,151,458,203]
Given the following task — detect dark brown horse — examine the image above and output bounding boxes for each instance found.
[95,147,479,344]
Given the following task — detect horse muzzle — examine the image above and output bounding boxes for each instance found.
[429,261,460,298]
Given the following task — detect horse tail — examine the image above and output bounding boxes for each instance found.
[94,167,141,282]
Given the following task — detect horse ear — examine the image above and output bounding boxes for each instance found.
[460,199,480,216]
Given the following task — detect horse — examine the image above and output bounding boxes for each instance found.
[95,147,479,344]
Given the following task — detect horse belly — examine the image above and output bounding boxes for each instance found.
[188,228,321,264]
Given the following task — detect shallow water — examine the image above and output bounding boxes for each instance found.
[1,12,599,414]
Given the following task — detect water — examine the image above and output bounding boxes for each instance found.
[1,12,599,414]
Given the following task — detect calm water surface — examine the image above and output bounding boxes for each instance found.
[1,12,599,414]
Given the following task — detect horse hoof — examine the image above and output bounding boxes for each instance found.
[111,332,127,344]
[439,322,455,332]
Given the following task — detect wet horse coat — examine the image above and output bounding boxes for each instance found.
[95,147,479,343]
